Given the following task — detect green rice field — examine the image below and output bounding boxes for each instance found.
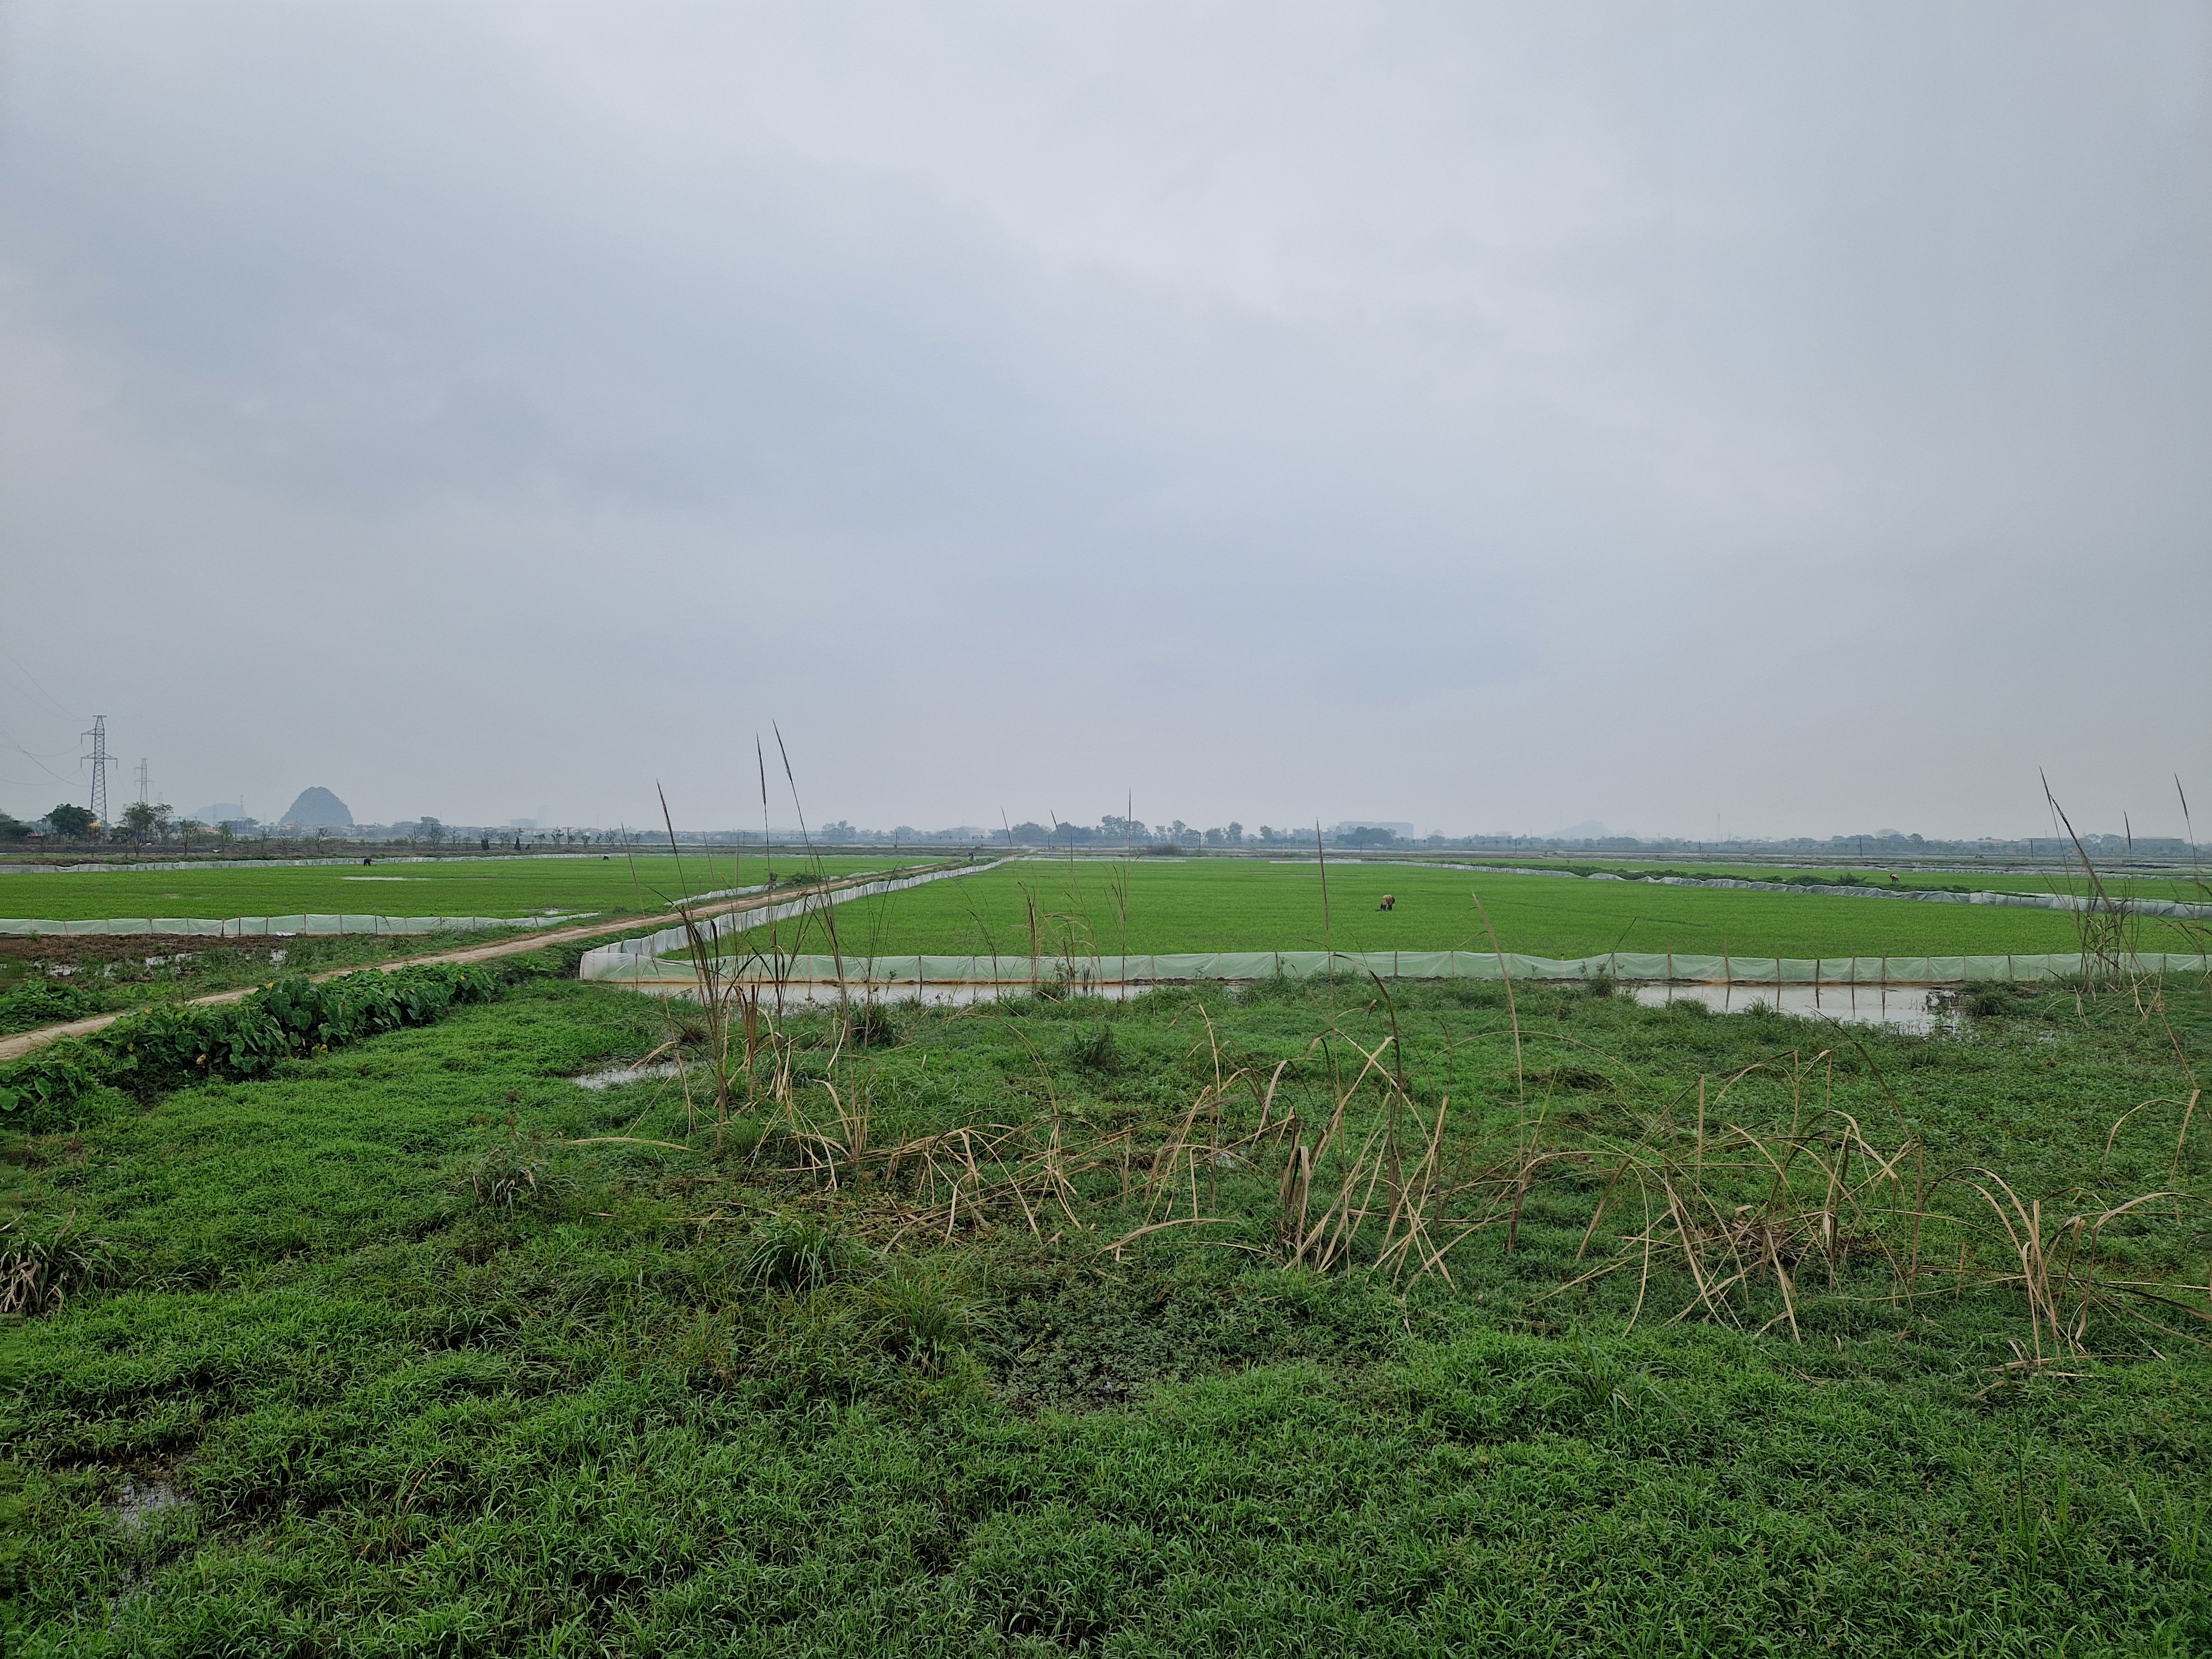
[1503,860,2207,901]
[0,854,928,924]
[705,857,2194,963]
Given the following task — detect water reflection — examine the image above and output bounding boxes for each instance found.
[616,975,1951,1030]
[1631,982,1950,1034]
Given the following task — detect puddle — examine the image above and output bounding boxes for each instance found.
[1632,983,1952,1034]
[573,1060,686,1090]
[103,1475,191,1613]
[108,1477,187,1537]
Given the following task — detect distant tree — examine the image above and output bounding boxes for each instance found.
[1008,821,1051,845]
[417,816,446,845]
[119,800,171,842]
[1340,826,1398,848]
[0,811,30,841]
[1225,822,1243,844]
[46,802,96,839]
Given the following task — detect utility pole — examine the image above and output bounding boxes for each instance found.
[82,715,111,826]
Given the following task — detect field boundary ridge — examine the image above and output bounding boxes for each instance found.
[583,947,2212,989]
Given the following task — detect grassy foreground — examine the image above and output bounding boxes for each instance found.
[0,855,925,925]
[3,961,2209,1655]
[706,859,2135,964]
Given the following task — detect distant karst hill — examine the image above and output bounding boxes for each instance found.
[281,787,354,829]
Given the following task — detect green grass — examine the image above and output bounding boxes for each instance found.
[1498,860,2209,901]
[703,858,2180,963]
[0,854,927,924]
[4,966,2209,1653]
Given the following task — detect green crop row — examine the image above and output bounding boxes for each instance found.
[1497,859,2205,899]
[0,963,503,1125]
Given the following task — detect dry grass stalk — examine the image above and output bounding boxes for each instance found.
[1948,1171,2190,1359]
[1545,1112,1922,1337]
[1470,890,1524,1109]
[1,1212,114,1317]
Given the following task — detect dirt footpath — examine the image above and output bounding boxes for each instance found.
[0,873,892,1065]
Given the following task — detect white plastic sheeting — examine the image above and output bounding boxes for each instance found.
[581,947,2211,988]
[0,913,587,937]
[1621,878,2212,919]
[575,859,1016,980]
[6,851,639,875]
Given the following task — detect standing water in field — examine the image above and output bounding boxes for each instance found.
[1630,982,1952,1034]
[615,975,1953,1030]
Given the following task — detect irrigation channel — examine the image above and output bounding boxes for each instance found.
[589,935,2212,1037]
[595,975,1962,1031]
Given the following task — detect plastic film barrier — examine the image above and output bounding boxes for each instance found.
[579,947,2211,987]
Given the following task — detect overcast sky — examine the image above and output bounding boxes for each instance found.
[3,2,2206,839]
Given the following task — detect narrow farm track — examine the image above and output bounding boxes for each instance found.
[0,869,928,1063]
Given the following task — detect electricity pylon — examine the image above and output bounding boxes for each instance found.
[82,715,111,825]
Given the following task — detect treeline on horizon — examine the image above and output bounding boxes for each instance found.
[6,808,2194,860]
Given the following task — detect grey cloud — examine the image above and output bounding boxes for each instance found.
[1,1,2205,838]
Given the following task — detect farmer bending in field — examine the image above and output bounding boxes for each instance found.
[1378,894,1396,911]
